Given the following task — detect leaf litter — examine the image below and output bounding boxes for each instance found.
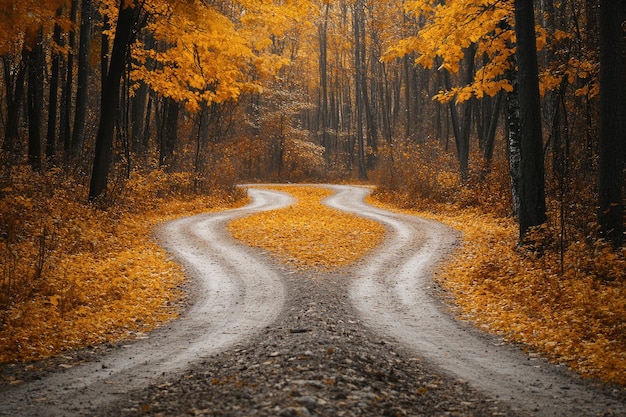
[0,167,247,364]
[228,185,386,271]
[369,191,626,386]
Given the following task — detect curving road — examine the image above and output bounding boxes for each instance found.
[325,185,625,417]
[0,185,623,416]
[0,188,293,416]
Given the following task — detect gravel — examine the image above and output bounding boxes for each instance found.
[97,268,521,417]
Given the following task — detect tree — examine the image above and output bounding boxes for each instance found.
[26,32,45,171]
[89,1,140,201]
[353,0,367,180]
[597,0,625,248]
[70,0,92,155]
[45,8,64,159]
[514,0,546,239]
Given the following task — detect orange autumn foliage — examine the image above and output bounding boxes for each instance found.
[228,185,385,271]
[0,166,246,363]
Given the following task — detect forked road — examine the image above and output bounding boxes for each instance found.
[0,185,624,416]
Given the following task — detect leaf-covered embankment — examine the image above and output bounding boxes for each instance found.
[370,190,626,386]
[228,185,385,271]
[0,167,246,363]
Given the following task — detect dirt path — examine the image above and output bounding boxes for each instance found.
[325,185,626,417]
[0,188,293,416]
[0,185,624,416]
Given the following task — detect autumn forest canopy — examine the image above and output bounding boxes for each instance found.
[0,0,623,240]
[0,0,625,380]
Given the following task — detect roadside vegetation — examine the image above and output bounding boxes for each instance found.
[0,166,245,363]
[371,142,626,386]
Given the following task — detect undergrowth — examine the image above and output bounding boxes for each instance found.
[0,165,245,363]
[228,185,386,271]
[372,140,626,386]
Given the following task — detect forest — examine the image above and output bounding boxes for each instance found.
[0,0,624,386]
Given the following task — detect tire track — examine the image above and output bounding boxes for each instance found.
[0,188,293,417]
[324,184,625,417]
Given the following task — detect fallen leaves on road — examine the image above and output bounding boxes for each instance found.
[228,186,385,271]
[370,192,626,386]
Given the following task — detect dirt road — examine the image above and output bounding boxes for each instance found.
[0,185,623,416]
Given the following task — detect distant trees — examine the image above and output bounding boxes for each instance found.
[375,0,622,249]
[0,0,622,249]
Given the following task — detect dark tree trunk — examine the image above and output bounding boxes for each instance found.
[70,0,92,155]
[26,33,45,172]
[404,55,412,140]
[353,0,367,180]
[318,3,330,166]
[131,33,154,154]
[515,0,547,239]
[506,77,521,218]
[2,58,26,154]
[131,80,148,153]
[46,11,64,159]
[62,0,78,153]
[89,3,138,201]
[441,44,475,181]
[483,91,503,164]
[159,97,179,169]
[501,18,521,218]
[597,0,625,248]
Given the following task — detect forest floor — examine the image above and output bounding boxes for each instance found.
[0,185,625,416]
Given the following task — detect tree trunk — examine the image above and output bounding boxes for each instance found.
[483,91,503,165]
[46,12,64,159]
[26,33,45,172]
[131,33,154,154]
[515,0,547,239]
[159,97,179,169]
[597,0,625,248]
[62,0,78,152]
[318,3,330,166]
[89,3,138,201]
[506,78,521,218]
[353,0,367,180]
[70,0,92,155]
[2,57,26,154]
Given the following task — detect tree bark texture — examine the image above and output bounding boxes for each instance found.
[89,3,138,201]
[598,0,625,248]
[71,0,92,155]
[515,0,547,239]
[353,0,368,180]
[46,12,64,158]
[26,34,45,172]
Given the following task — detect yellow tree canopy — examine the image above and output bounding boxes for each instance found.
[126,0,315,112]
[0,0,66,54]
[383,0,597,103]
[128,0,255,112]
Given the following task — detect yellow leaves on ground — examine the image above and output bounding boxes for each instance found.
[228,186,385,271]
[369,194,626,386]
[0,167,246,363]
